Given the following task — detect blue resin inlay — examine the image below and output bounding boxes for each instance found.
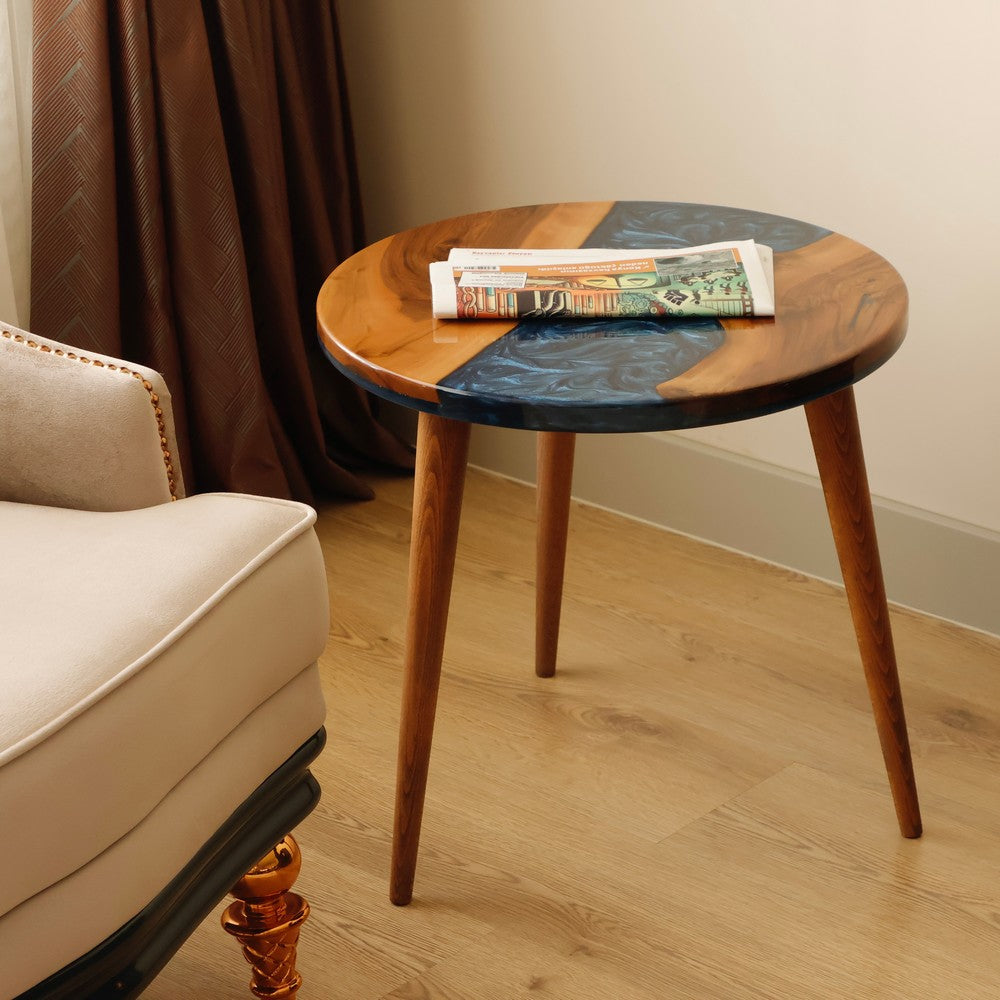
[439,317,724,407]
[583,201,832,253]
[431,202,832,429]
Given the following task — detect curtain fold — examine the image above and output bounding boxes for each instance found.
[30,0,413,501]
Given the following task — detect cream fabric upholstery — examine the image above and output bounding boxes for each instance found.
[0,324,185,510]
[0,493,328,918]
[0,667,326,999]
[0,331,330,999]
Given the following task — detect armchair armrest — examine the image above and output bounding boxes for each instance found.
[0,325,186,510]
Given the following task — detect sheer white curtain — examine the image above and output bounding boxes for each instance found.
[0,0,31,326]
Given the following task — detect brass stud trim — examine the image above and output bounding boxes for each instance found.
[2,328,179,501]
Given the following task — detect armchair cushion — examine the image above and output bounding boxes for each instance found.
[0,492,329,997]
[0,325,185,510]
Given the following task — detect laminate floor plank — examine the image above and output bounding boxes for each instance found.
[145,469,1000,999]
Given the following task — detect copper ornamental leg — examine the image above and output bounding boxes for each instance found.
[391,412,471,905]
[536,431,576,678]
[805,387,922,838]
[222,836,310,1000]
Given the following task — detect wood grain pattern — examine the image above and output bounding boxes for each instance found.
[317,202,919,914]
[391,413,471,906]
[315,204,613,405]
[316,234,515,404]
[805,387,921,837]
[535,432,577,678]
[655,233,908,410]
[316,202,907,429]
[146,471,1000,1000]
[516,200,615,249]
[399,394,923,902]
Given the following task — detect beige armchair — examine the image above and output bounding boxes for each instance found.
[0,326,329,999]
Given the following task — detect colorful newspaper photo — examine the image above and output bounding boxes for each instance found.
[429,241,774,321]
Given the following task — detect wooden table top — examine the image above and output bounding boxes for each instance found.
[316,201,907,432]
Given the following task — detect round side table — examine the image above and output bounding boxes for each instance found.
[317,201,921,906]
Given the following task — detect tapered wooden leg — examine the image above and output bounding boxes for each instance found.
[391,412,471,905]
[536,431,576,678]
[222,836,309,1000]
[805,387,922,838]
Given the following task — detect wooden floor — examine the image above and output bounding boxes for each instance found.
[149,468,1000,999]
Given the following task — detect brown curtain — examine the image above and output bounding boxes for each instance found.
[30,0,414,501]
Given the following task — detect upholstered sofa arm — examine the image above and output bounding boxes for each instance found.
[0,325,186,510]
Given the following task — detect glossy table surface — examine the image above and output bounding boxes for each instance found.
[315,201,921,907]
[317,201,907,432]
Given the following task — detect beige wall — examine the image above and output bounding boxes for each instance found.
[338,0,1000,534]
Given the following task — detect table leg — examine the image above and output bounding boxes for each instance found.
[391,411,471,905]
[805,387,922,838]
[536,431,576,678]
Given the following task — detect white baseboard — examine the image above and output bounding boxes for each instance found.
[467,424,1000,637]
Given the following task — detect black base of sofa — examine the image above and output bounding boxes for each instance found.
[17,728,327,1000]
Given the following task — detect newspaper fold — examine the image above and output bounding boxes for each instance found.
[429,242,774,321]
